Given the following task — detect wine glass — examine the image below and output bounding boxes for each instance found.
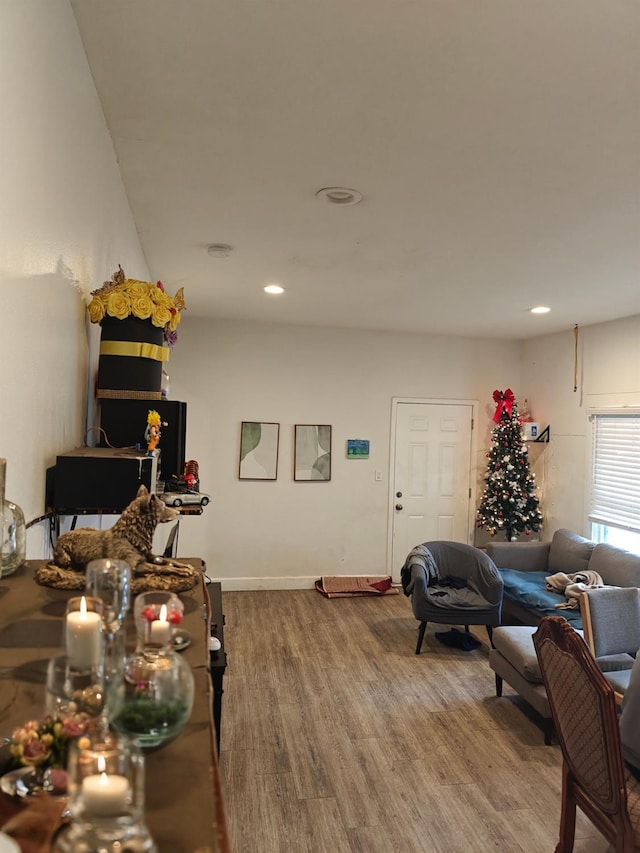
[85,561,130,711]
[85,559,131,632]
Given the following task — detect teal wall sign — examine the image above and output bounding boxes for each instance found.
[347,439,370,459]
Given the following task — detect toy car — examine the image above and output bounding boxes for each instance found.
[159,490,210,508]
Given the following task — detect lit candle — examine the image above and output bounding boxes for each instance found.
[81,755,130,818]
[66,596,102,669]
[150,603,171,645]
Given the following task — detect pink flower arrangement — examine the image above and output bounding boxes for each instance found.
[7,715,91,771]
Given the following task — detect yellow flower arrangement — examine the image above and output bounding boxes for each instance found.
[88,265,185,347]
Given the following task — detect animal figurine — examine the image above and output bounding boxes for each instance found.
[36,485,200,593]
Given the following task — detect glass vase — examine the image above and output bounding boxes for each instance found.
[2,499,26,577]
[112,592,194,750]
[0,458,25,578]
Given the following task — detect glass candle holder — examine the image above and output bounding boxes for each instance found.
[65,596,104,671]
[59,732,156,853]
[45,654,108,731]
[133,591,184,651]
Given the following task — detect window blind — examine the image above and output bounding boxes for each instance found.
[590,415,640,533]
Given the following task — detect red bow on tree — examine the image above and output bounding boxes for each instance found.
[493,388,515,423]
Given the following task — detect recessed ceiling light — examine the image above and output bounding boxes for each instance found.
[315,186,363,206]
[264,284,285,294]
[207,243,233,258]
[530,306,551,314]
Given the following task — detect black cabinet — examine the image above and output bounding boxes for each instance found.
[207,581,227,755]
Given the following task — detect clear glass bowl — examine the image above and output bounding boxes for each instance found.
[112,591,194,749]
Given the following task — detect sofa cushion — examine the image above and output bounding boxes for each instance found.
[492,625,543,683]
[547,529,596,575]
[589,543,640,588]
[597,653,636,672]
[604,669,633,695]
[499,568,583,627]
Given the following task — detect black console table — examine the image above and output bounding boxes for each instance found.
[207,580,227,755]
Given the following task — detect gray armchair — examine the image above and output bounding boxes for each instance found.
[401,541,504,654]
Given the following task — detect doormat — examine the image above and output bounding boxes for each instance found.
[315,575,399,598]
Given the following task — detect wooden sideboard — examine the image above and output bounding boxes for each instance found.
[0,559,230,853]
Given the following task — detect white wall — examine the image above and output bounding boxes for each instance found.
[521,314,640,536]
[5,2,638,589]
[168,317,521,588]
[0,0,522,588]
[0,1,147,554]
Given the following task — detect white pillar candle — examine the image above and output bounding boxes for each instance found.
[66,596,102,669]
[82,757,130,817]
[150,603,171,645]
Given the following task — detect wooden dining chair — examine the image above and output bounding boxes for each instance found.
[533,616,640,852]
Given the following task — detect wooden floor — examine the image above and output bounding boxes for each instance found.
[218,589,612,853]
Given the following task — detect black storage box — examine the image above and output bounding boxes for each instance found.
[48,448,157,513]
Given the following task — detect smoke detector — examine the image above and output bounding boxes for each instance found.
[207,243,233,258]
[315,187,363,206]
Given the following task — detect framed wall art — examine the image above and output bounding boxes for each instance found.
[238,421,280,480]
[294,424,332,481]
[346,439,370,459]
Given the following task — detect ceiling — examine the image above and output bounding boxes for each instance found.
[70,0,640,340]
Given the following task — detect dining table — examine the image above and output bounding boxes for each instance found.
[0,559,230,853]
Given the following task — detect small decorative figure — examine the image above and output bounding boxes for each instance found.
[184,459,200,492]
[145,410,167,456]
[519,398,534,423]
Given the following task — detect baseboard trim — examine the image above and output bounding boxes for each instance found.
[206,575,319,591]
[207,574,398,592]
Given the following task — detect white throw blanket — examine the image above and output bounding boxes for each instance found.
[544,570,605,609]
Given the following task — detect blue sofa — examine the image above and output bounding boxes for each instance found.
[486,529,640,629]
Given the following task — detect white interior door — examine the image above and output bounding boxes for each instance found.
[390,400,475,579]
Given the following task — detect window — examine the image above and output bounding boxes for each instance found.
[589,414,640,555]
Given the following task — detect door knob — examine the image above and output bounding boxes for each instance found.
[395,503,403,511]
[396,491,403,498]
